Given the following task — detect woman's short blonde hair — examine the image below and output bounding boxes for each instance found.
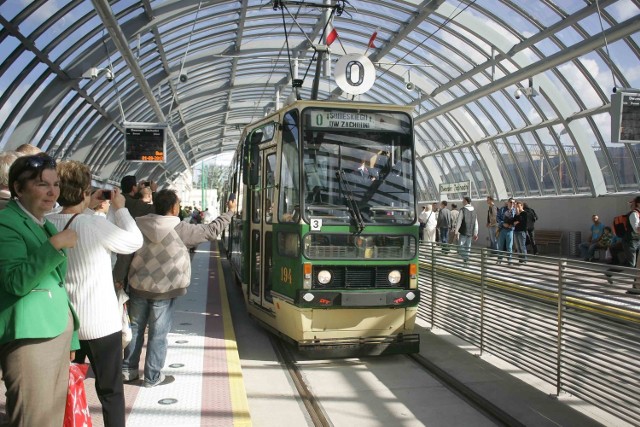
[57,160,91,207]
[0,151,20,187]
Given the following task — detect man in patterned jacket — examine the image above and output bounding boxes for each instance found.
[122,189,235,388]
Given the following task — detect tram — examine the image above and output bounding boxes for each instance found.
[222,100,420,356]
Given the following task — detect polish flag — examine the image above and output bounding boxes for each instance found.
[326,23,338,46]
[368,29,378,48]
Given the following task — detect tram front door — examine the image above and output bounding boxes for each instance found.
[249,146,277,311]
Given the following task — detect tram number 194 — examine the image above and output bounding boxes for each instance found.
[280,267,293,285]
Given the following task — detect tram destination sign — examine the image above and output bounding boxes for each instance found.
[306,110,410,133]
[124,122,166,162]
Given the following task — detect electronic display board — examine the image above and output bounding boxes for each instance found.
[124,122,166,162]
[611,90,640,143]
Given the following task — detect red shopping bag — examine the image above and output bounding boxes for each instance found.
[63,363,92,427]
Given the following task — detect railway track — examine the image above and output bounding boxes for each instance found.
[269,334,516,427]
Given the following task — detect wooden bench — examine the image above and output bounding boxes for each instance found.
[534,230,564,256]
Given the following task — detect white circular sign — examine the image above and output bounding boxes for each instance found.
[334,54,376,95]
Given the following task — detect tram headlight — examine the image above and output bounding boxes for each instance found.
[317,270,332,285]
[388,270,402,284]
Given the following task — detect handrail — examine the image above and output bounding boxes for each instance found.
[417,241,640,426]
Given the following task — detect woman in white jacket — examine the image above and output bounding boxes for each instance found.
[47,161,142,427]
[423,204,438,242]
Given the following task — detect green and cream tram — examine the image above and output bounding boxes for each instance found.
[223,100,420,356]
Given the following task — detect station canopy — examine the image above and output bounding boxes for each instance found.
[1,0,639,199]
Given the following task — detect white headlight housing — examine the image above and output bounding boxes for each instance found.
[388,270,402,284]
[317,270,332,285]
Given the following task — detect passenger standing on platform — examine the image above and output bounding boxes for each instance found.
[122,189,236,387]
[513,201,528,264]
[423,204,437,242]
[47,161,143,427]
[431,202,440,242]
[449,203,459,244]
[0,151,21,211]
[486,196,498,252]
[523,202,539,255]
[621,197,640,294]
[0,153,80,427]
[436,201,451,247]
[496,198,516,264]
[454,196,478,264]
[579,214,605,261]
[418,206,428,241]
[112,175,157,291]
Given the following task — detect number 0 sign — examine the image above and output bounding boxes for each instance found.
[335,54,376,95]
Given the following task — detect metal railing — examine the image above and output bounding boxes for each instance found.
[417,241,640,425]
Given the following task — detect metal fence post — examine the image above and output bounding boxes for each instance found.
[556,258,566,397]
[430,242,436,328]
[480,248,487,355]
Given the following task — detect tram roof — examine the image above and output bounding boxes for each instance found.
[0,0,639,199]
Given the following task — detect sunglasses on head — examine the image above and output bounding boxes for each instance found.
[24,155,56,170]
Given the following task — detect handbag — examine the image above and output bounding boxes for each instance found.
[117,288,132,348]
[63,363,92,427]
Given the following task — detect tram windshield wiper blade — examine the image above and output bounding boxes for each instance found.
[336,170,365,233]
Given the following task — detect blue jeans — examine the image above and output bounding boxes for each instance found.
[439,228,449,245]
[515,231,528,262]
[123,294,176,386]
[488,225,498,251]
[497,228,513,262]
[458,235,473,262]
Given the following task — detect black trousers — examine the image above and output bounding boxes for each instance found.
[527,229,538,254]
[74,331,125,427]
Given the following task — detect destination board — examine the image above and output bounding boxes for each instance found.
[305,109,410,134]
[611,91,640,143]
[124,123,166,162]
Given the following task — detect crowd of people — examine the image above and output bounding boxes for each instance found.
[418,194,640,292]
[418,196,537,265]
[0,146,236,427]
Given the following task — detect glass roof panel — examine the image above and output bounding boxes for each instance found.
[0,0,638,199]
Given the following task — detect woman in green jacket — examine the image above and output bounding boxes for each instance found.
[0,153,79,427]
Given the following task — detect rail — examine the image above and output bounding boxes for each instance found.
[417,241,640,426]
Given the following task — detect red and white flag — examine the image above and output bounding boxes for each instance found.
[326,22,338,46]
[368,29,378,48]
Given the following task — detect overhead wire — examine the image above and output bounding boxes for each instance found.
[377,0,477,80]
[594,0,619,90]
[101,28,126,124]
[167,1,203,122]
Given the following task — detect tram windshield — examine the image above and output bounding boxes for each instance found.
[301,108,415,226]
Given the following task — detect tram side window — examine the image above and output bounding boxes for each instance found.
[265,154,276,224]
[252,152,262,224]
[279,111,300,223]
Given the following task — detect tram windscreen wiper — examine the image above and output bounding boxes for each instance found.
[336,170,365,233]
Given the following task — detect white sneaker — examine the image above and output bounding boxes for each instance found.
[144,373,175,388]
[122,370,139,382]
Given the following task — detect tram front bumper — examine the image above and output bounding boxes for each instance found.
[296,289,420,308]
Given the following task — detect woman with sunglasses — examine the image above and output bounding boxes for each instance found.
[0,153,80,427]
[48,160,142,427]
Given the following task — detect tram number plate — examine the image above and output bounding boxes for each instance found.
[310,218,322,231]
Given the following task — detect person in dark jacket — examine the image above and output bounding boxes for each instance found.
[112,175,157,290]
[523,202,538,255]
[514,201,529,263]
